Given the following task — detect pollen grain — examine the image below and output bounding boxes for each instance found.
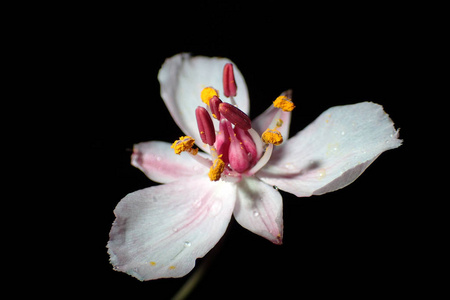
[200,87,219,106]
[171,136,198,155]
[273,96,295,112]
[208,157,225,181]
[262,128,283,146]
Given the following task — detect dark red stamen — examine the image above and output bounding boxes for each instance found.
[223,63,237,97]
[235,126,257,166]
[195,106,216,146]
[219,102,251,130]
[215,118,231,164]
[209,96,222,119]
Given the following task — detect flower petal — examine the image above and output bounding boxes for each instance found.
[257,102,402,197]
[233,176,283,244]
[158,53,250,152]
[252,104,292,139]
[107,176,237,280]
[131,141,208,184]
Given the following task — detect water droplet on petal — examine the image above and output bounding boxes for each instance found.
[193,199,202,208]
[184,241,191,247]
[253,211,260,217]
[284,163,294,170]
[209,200,223,216]
[317,168,327,179]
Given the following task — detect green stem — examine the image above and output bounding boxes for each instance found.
[171,256,211,300]
[171,224,230,300]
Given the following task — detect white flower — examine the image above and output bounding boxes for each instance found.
[107,53,402,281]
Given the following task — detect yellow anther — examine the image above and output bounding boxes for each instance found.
[200,87,219,106]
[208,157,225,181]
[262,128,283,146]
[273,95,295,112]
[171,136,198,155]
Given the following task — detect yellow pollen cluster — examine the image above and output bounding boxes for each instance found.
[208,157,225,181]
[273,96,295,112]
[200,87,219,106]
[262,128,283,146]
[171,136,198,155]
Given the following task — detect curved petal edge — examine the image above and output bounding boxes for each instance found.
[257,102,402,197]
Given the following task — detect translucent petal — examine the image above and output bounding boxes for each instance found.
[158,53,249,152]
[107,176,237,280]
[257,102,402,197]
[252,103,292,139]
[234,177,283,244]
[131,141,208,184]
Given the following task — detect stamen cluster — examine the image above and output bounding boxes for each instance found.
[196,64,258,181]
[171,63,295,182]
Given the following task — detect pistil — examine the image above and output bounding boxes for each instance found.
[235,126,258,166]
[215,118,231,164]
[224,120,251,173]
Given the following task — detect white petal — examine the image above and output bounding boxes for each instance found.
[158,53,250,152]
[107,176,237,280]
[257,102,402,197]
[131,141,209,184]
[252,104,292,139]
[234,176,283,244]
[251,89,294,139]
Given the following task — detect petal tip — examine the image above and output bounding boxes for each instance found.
[273,234,283,245]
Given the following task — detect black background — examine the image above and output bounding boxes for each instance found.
[76,3,435,299]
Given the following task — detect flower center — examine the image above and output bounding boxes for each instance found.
[171,63,295,182]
